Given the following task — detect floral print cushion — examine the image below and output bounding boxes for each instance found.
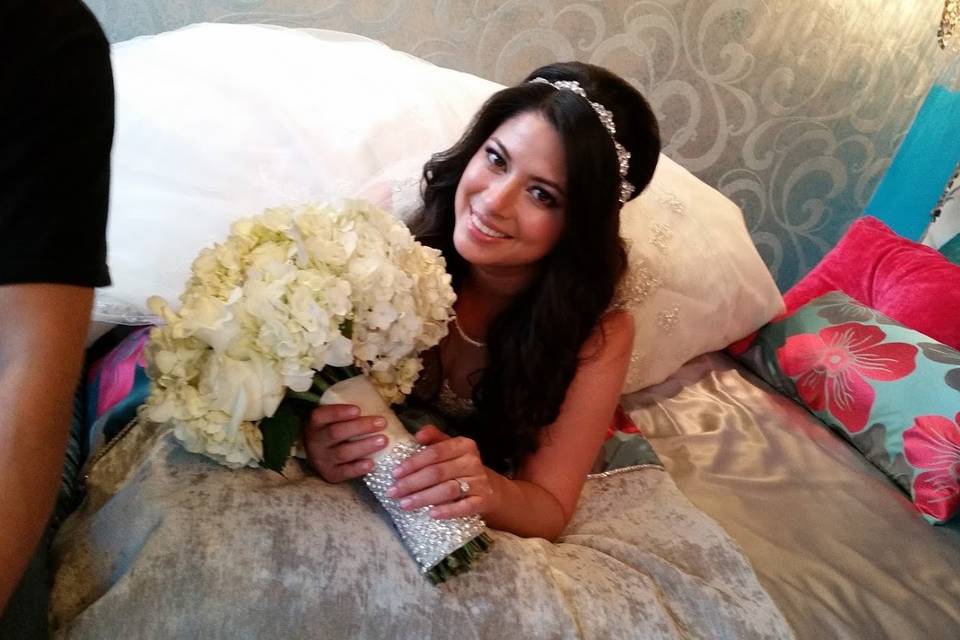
[734,291,960,524]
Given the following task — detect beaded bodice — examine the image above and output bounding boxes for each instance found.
[411,347,477,421]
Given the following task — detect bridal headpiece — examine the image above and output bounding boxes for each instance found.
[530,77,634,204]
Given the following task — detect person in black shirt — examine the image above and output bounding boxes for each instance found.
[0,0,113,635]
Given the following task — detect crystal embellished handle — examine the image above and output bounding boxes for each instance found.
[319,375,490,575]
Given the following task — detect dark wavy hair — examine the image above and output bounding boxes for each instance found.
[409,62,661,472]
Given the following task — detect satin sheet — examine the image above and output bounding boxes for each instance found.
[624,352,960,640]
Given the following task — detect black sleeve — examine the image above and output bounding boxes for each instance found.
[0,0,113,287]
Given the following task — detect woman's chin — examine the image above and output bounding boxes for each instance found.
[453,235,485,265]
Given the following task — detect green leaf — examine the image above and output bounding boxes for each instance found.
[425,533,493,585]
[287,390,324,404]
[259,402,301,473]
[919,342,960,366]
[947,368,960,393]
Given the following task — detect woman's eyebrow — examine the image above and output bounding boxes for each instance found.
[491,137,566,196]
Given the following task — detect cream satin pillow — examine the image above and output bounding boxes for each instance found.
[617,155,784,393]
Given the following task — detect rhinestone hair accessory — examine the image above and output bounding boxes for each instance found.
[530,77,634,204]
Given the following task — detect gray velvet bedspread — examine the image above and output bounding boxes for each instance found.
[49,422,793,639]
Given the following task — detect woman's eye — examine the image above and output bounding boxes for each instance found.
[485,148,505,169]
[531,187,557,207]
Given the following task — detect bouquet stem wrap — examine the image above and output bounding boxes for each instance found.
[320,375,491,582]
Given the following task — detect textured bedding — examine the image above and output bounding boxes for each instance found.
[49,419,792,639]
[627,352,960,640]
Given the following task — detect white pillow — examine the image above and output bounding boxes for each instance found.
[98,23,501,323]
[101,22,782,393]
[618,155,784,393]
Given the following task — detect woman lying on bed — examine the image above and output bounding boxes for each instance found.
[304,61,661,540]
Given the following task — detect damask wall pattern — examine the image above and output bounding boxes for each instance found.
[85,0,946,288]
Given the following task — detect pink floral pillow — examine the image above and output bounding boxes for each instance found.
[783,216,960,351]
[735,291,960,524]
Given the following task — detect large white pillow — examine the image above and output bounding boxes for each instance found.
[100,22,782,393]
[98,23,501,323]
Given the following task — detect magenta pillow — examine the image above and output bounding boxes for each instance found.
[783,216,960,350]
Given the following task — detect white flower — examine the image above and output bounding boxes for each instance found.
[203,353,286,422]
[144,200,456,468]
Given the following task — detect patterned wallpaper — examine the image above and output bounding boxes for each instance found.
[84,0,946,288]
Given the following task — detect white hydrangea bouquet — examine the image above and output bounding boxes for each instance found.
[142,201,491,583]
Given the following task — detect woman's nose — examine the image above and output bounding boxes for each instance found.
[481,176,519,218]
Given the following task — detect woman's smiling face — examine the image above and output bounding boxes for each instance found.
[453,110,567,280]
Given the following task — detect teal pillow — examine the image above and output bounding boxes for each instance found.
[735,291,960,524]
[941,233,960,266]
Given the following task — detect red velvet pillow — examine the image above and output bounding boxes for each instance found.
[783,217,960,350]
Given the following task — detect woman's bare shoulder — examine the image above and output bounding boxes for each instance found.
[580,309,634,361]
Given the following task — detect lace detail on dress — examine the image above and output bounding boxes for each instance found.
[435,379,476,420]
[410,347,478,421]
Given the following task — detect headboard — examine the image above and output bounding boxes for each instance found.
[82,0,945,289]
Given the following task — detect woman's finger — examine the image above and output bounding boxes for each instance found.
[413,425,448,446]
[325,458,375,483]
[304,415,385,448]
[326,416,386,444]
[330,433,388,464]
[395,475,487,513]
[393,477,465,511]
[307,404,360,430]
[428,496,484,520]
[393,436,476,479]
[388,458,475,499]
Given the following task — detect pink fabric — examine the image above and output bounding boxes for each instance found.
[88,327,151,418]
[776,323,917,433]
[903,413,960,523]
[783,217,960,350]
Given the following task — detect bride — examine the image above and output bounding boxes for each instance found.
[304,61,661,540]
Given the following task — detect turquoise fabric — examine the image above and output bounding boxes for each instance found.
[866,84,960,240]
[734,291,960,524]
[941,233,960,266]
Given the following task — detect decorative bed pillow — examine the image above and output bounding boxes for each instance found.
[783,216,960,350]
[100,22,781,394]
[735,291,960,524]
[618,154,784,393]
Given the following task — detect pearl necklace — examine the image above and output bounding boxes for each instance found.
[453,315,486,348]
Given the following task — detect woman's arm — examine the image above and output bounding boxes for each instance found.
[391,309,635,540]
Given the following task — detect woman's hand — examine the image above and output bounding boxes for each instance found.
[303,404,388,483]
[387,426,497,519]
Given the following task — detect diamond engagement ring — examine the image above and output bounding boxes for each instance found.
[456,478,471,499]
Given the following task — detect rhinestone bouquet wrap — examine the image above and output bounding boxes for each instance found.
[143,201,491,582]
[322,375,492,582]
